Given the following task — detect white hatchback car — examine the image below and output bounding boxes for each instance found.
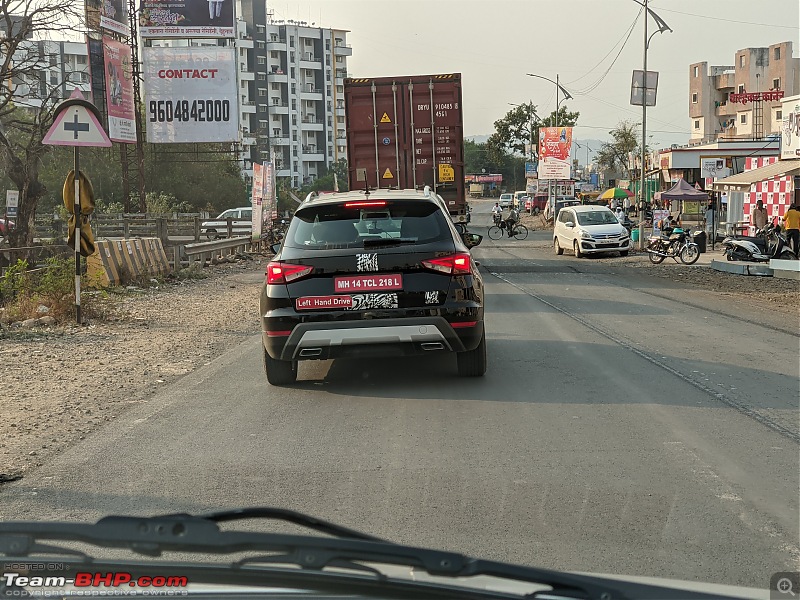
[499,193,513,209]
[553,205,631,258]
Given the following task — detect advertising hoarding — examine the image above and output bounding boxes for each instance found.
[103,37,136,143]
[262,162,277,232]
[781,94,800,160]
[86,0,130,36]
[538,127,573,180]
[139,0,234,38]
[143,47,238,143]
[251,163,264,240]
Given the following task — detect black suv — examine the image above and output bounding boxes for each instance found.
[260,189,485,385]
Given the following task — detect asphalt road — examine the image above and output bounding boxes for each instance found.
[1,198,797,590]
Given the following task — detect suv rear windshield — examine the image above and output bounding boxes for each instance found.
[284,200,452,249]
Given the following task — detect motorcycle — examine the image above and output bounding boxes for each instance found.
[721,223,796,262]
[646,227,700,265]
[492,212,502,226]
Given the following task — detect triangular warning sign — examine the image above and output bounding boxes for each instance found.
[43,98,111,148]
[380,112,391,123]
[382,168,394,179]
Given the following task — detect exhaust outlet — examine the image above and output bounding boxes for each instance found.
[299,348,323,357]
[421,342,445,351]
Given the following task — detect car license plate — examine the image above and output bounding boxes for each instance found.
[334,274,402,292]
[296,296,353,310]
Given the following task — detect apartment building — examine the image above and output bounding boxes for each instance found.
[689,41,799,143]
[236,0,351,187]
[5,40,91,109]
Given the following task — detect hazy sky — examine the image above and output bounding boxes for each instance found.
[269,0,799,149]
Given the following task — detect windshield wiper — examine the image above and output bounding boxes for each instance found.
[0,508,637,600]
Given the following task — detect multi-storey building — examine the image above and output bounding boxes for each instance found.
[236,0,351,187]
[689,41,799,143]
[4,40,91,109]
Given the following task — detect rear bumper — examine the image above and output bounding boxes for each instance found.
[263,316,484,361]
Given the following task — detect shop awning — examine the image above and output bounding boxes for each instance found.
[712,159,800,192]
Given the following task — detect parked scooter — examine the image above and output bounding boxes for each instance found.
[721,223,796,262]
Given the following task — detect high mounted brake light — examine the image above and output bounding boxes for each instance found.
[266,261,313,284]
[421,253,471,275]
[343,201,387,208]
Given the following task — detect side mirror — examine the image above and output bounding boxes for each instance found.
[270,242,281,254]
[462,232,483,249]
[565,221,575,228]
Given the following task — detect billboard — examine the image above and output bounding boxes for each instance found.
[143,47,238,143]
[251,163,264,240]
[139,0,234,38]
[538,127,573,180]
[103,37,136,143]
[86,0,130,36]
[86,36,107,122]
[781,94,800,160]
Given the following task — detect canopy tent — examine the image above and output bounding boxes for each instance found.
[660,178,709,201]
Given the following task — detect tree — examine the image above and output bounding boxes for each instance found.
[0,1,83,248]
[487,104,580,163]
[595,120,643,182]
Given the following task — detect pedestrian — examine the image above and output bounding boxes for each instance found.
[781,203,800,256]
[623,194,631,214]
[610,197,618,211]
[751,199,768,234]
[704,201,715,239]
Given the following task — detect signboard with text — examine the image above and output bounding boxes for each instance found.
[6,190,19,217]
[781,94,800,160]
[143,47,238,143]
[86,0,130,36]
[538,127,572,180]
[103,37,136,143]
[251,163,264,240]
[139,0,234,37]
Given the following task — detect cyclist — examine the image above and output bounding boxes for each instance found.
[491,202,503,224]
[505,206,520,237]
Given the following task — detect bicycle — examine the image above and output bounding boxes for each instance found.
[488,220,528,241]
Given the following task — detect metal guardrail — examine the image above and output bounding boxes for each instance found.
[180,236,254,267]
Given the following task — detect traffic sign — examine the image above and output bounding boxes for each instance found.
[43,89,111,147]
[6,190,18,217]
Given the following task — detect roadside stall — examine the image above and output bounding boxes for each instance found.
[659,178,709,251]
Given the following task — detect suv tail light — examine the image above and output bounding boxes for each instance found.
[421,253,472,275]
[266,261,313,284]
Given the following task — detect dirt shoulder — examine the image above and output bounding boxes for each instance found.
[0,255,269,483]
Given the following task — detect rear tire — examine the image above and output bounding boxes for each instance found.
[779,249,797,260]
[263,346,297,385]
[205,228,218,240]
[513,224,528,240]
[648,241,665,264]
[554,237,563,255]
[573,240,583,258]
[457,331,486,377]
[488,226,503,240]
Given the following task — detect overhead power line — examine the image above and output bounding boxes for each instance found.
[655,7,798,29]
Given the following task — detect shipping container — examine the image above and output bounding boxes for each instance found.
[344,73,466,222]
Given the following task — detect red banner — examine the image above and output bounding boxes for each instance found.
[538,127,572,180]
[103,37,136,143]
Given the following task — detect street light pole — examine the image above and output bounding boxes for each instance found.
[526,73,572,215]
[634,0,671,248]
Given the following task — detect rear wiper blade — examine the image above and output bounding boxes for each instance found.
[0,508,630,600]
[362,237,417,246]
